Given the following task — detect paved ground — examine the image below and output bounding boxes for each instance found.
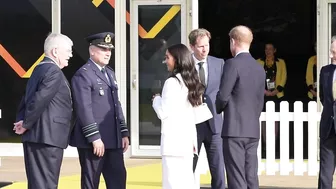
[0,157,335,188]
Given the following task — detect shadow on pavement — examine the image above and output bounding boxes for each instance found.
[0,182,12,188]
[201,187,316,189]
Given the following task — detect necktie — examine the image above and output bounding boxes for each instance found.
[198,62,206,87]
[101,67,111,85]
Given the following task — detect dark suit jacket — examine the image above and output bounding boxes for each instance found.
[216,52,265,138]
[319,64,336,139]
[203,56,225,134]
[70,60,129,149]
[16,57,73,149]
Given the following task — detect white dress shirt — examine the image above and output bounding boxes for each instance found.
[235,50,250,57]
[193,55,208,86]
[333,65,336,82]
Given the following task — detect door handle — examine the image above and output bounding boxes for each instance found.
[132,79,136,89]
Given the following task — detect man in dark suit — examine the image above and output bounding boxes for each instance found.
[189,28,226,189]
[318,36,336,189]
[216,25,265,189]
[13,33,74,189]
[70,32,129,189]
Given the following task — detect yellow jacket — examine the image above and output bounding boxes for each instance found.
[306,55,317,99]
[257,58,287,98]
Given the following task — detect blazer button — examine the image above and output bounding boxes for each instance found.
[203,97,206,100]
[112,91,114,93]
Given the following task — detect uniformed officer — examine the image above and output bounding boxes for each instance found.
[70,32,129,189]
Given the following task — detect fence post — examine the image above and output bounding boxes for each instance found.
[265,101,276,175]
[279,101,290,175]
[308,101,319,175]
[294,101,304,175]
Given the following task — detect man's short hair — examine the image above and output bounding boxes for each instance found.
[188,28,211,46]
[44,33,73,54]
[229,25,253,46]
[331,36,336,44]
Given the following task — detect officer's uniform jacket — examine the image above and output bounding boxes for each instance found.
[70,59,129,149]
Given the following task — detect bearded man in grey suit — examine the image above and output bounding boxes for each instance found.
[190,28,226,189]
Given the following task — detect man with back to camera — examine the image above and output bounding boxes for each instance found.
[13,33,74,189]
[70,32,129,189]
[189,28,226,189]
[216,25,265,189]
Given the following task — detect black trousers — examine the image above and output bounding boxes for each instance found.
[318,130,336,189]
[23,142,63,189]
[78,148,126,189]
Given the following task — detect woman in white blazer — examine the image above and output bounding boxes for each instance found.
[152,44,205,189]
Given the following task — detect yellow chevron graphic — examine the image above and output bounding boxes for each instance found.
[93,0,180,39]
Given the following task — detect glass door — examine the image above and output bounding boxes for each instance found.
[317,0,336,109]
[317,0,336,160]
[130,0,193,157]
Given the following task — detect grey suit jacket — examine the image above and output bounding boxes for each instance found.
[16,57,73,149]
[203,55,225,134]
[216,53,265,138]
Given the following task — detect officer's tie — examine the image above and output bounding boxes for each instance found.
[101,67,111,85]
[198,62,206,87]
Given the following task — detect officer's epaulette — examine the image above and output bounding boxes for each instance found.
[106,65,114,72]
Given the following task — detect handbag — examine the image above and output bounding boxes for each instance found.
[193,103,213,124]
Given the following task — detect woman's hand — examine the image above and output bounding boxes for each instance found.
[152,93,161,101]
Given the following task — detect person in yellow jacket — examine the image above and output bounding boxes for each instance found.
[306,43,317,100]
[257,42,287,158]
[257,44,287,103]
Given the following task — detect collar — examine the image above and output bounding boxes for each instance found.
[235,50,249,57]
[192,54,207,65]
[90,58,105,71]
[44,56,58,64]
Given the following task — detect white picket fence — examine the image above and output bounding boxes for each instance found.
[195,100,321,184]
[0,101,322,178]
[259,101,320,176]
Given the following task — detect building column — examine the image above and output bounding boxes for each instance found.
[51,0,61,33]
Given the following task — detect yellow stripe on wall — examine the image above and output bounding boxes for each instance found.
[144,5,181,39]
[22,54,45,78]
[92,0,104,7]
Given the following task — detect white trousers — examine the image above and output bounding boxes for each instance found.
[162,155,195,189]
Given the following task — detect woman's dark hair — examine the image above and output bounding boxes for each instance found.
[167,43,205,106]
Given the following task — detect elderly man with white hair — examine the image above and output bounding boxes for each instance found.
[14,33,74,189]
